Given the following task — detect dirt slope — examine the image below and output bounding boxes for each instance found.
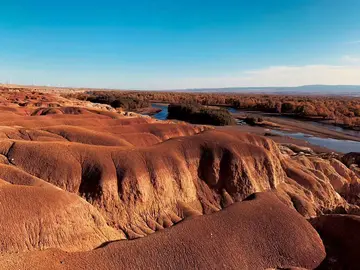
[0,193,325,270]
[0,185,122,253]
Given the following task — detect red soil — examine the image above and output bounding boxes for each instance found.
[0,87,358,269]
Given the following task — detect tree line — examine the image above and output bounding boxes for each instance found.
[66,91,360,129]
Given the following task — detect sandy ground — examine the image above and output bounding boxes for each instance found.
[232,111,360,142]
[227,110,360,154]
[219,125,334,153]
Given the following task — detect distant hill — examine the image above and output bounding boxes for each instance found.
[2,83,360,96]
[171,85,360,96]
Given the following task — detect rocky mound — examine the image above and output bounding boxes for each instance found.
[0,184,122,253]
[0,193,325,270]
[342,152,360,167]
[0,129,284,235]
[1,125,356,238]
[311,214,360,269]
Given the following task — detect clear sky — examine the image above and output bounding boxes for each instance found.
[0,0,360,89]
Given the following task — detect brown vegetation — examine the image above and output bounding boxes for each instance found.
[68,90,360,129]
[67,91,150,111]
[168,103,236,125]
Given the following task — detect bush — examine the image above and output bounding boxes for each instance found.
[244,117,257,126]
[281,102,295,113]
[86,94,149,110]
[168,104,236,126]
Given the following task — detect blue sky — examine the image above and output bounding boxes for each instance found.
[0,0,360,89]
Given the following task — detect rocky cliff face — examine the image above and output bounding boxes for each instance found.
[1,126,356,238]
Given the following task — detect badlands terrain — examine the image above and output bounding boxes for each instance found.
[0,86,359,269]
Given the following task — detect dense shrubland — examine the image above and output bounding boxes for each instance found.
[168,104,236,126]
[72,92,150,111]
[67,91,360,129]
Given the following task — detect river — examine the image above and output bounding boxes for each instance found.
[147,103,360,153]
[150,103,169,120]
[270,130,360,153]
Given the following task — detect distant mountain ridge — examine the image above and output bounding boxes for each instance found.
[2,83,360,96]
[171,85,360,96]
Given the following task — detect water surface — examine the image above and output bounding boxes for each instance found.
[147,104,360,153]
[270,130,360,153]
[229,108,360,138]
[149,104,168,120]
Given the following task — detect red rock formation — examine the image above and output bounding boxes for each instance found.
[0,88,358,269]
[0,185,122,253]
[0,193,325,270]
[312,214,360,269]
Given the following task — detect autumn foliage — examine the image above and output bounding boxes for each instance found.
[168,104,236,126]
[68,91,360,129]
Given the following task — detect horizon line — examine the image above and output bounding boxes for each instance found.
[2,83,360,91]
